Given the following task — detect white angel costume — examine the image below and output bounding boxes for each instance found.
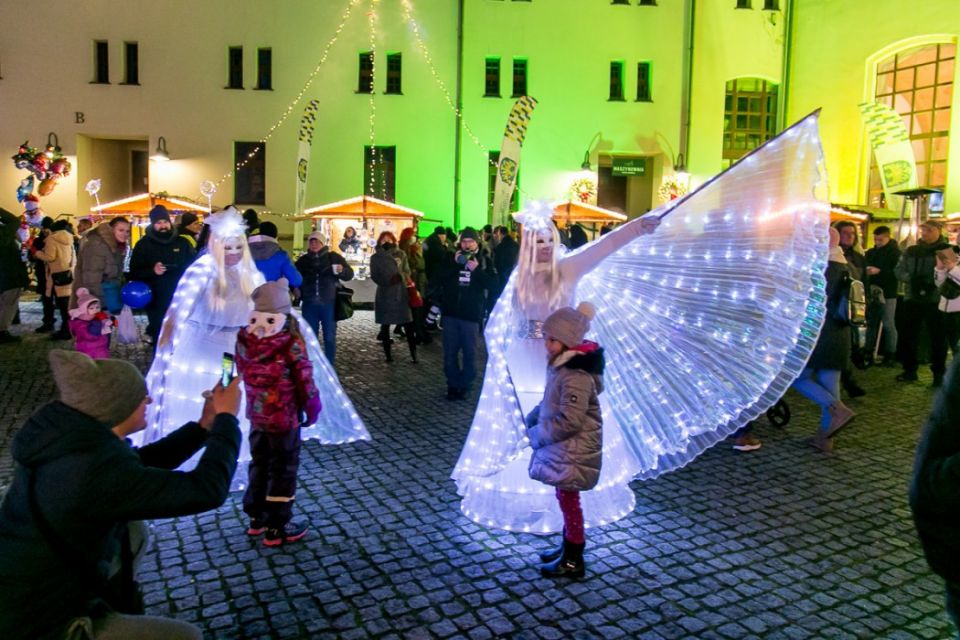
[452,113,831,533]
[135,208,369,490]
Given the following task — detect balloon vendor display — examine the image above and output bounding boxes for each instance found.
[11,140,72,198]
[121,281,153,310]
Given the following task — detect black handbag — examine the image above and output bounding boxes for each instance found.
[51,270,74,287]
[335,285,354,322]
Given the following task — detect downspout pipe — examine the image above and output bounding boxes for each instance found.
[678,0,696,167]
[453,0,465,230]
[778,0,795,130]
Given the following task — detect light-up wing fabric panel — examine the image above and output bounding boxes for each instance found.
[579,114,830,479]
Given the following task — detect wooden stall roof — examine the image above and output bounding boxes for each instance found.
[297,195,424,221]
[91,193,210,215]
[830,203,899,222]
[553,200,628,224]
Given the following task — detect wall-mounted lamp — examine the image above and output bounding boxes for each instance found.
[150,136,170,162]
[45,132,61,159]
[580,150,592,171]
[673,152,689,182]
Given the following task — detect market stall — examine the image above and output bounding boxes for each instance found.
[552,200,628,240]
[296,195,425,303]
[90,192,210,245]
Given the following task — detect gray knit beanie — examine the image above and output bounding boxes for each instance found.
[48,350,147,426]
[252,278,292,315]
[543,302,596,348]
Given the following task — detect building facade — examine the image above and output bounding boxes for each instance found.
[0,0,956,230]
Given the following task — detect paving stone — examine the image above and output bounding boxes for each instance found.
[0,303,955,638]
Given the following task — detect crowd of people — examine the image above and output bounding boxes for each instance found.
[0,201,959,638]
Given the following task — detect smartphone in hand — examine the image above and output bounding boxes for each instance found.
[221,352,236,387]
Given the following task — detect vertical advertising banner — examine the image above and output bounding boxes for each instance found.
[293,99,321,251]
[491,96,538,228]
[859,101,918,213]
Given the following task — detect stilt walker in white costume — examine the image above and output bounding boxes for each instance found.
[452,112,832,533]
[137,207,369,490]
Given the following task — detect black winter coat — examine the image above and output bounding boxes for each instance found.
[0,402,241,640]
[910,358,960,583]
[841,245,867,282]
[437,251,495,323]
[493,235,520,293]
[865,240,902,299]
[896,241,943,303]
[422,233,449,281]
[295,248,353,305]
[0,208,29,292]
[128,227,196,313]
[807,259,851,371]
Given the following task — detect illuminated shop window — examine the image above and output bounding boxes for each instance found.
[365,146,396,202]
[93,40,109,84]
[386,53,402,94]
[123,42,139,85]
[358,52,373,94]
[227,46,243,89]
[636,62,652,102]
[722,78,778,168]
[485,57,501,97]
[609,61,625,101]
[868,43,954,206]
[256,48,272,90]
[512,58,527,97]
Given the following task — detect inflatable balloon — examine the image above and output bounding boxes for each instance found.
[16,176,34,202]
[37,177,58,196]
[121,281,153,309]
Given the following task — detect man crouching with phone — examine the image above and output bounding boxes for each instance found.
[0,350,242,640]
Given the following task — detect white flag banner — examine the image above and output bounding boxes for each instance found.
[491,96,537,228]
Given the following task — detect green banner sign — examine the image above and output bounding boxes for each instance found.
[612,157,646,177]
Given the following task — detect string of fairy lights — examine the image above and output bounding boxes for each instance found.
[204,0,362,198]
[207,0,528,218]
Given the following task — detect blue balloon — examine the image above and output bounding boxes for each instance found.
[121,281,152,309]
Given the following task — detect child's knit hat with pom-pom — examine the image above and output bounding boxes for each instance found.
[69,288,101,319]
[543,301,596,348]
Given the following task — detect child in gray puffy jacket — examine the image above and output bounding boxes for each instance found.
[525,302,604,579]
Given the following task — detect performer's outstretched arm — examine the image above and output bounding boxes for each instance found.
[559,213,661,282]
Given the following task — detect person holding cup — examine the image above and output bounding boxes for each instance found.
[295,231,354,364]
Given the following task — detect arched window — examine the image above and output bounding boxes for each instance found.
[722,78,778,168]
[868,43,954,206]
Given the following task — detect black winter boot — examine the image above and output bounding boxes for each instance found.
[540,540,585,579]
[382,339,393,363]
[539,530,565,563]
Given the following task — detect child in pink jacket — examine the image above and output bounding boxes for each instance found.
[69,288,115,359]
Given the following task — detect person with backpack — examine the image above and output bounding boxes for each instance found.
[934,244,960,370]
[295,231,353,364]
[864,225,901,366]
[834,221,867,397]
[791,227,857,453]
[895,219,950,386]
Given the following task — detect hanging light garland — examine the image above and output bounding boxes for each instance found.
[367,0,379,199]
[204,0,363,197]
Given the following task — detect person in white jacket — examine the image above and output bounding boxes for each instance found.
[934,245,960,380]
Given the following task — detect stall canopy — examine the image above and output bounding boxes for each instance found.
[830,203,898,222]
[91,192,210,215]
[552,201,628,225]
[299,195,424,221]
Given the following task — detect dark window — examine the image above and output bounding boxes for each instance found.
[131,150,148,193]
[722,78,778,167]
[358,52,373,93]
[639,0,657,5]
[123,42,138,85]
[93,40,109,84]
[256,48,272,90]
[227,46,243,89]
[512,58,527,97]
[763,0,778,8]
[609,61,624,101]
[485,57,501,97]
[736,0,752,7]
[488,151,519,219]
[636,62,652,101]
[612,0,630,4]
[234,141,266,204]
[386,53,402,94]
[364,146,396,202]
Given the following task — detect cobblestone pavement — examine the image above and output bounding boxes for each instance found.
[1,299,956,639]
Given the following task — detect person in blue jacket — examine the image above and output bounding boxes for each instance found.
[247,221,303,290]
